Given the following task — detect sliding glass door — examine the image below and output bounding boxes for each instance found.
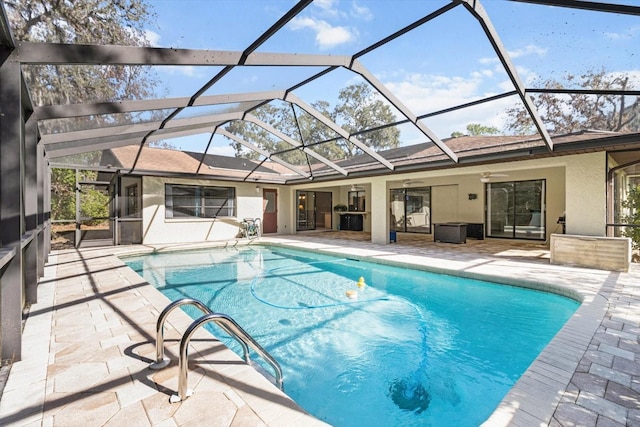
[390,187,431,233]
[486,180,545,240]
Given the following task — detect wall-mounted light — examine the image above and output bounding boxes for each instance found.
[255,185,260,194]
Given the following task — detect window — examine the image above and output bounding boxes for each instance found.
[165,184,235,218]
[486,180,545,240]
[348,190,365,211]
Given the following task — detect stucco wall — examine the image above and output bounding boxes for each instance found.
[564,152,606,236]
[141,176,267,244]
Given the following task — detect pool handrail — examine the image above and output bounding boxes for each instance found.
[171,312,284,402]
[149,297,251,370]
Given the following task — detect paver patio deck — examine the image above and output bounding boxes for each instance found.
[0,232,638,426]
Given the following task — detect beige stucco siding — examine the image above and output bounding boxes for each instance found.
[141,176,267,244]
[564,152,606,236]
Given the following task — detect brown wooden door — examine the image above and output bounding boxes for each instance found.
[262,189,278,233]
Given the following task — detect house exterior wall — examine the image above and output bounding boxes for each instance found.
[136,152,607,245]
[564,152,607,236]
[141,176,268,244]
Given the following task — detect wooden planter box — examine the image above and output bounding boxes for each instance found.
[550,234,631,272]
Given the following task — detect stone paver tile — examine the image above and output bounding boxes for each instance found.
[618,338,640,355]
[598,342,635,361]
[151,419,178,427]
[0,381,45,427]
[140,390,178,425]
[171,391,237,426]
[255,397,309,427]
[103,400,151,427]
[612,356,640,376]
[584,350,615,368]
[589,363,632,387]
[571,372,607,397]
[595,415,626,427]
[100,368,158,407]
[605,329,638,342]
[553,402,598,427]
[55,341,121,365]
[224,388,247,409]
[100,332,135,350]
[576,391,628,425]
[51,392,120,426]
[230,404,267,427]
[50,362,111,393]
[602,318,624,331]
[604,380,640,409]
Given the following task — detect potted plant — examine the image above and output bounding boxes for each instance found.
[333,204,348,212]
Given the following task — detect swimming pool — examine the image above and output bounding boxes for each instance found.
[125,245,579,426]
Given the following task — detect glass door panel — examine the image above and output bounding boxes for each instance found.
[486,180,545,240]
[297,191,316,231]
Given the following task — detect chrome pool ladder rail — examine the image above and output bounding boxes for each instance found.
[172,312,284,402]
[149,298,283,402]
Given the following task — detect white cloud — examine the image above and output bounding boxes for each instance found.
[384,71,518,138]
[351,1,373,21]
[509,44,547,59]
[144,29,161,47]
[290,16,357,49]
[158,65,204,79]
[604,26,640,40]
[208,145,237,157]
[479,43,547,64]
[314,0,340,16]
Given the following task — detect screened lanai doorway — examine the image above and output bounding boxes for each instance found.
[77,171,116,248]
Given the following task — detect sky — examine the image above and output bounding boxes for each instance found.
[139,0,640,155]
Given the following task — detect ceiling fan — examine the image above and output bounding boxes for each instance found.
[480,172,508,183]
[402,179,424,188]
[350,184,365,191]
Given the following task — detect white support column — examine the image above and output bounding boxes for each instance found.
[565,152,607,236]
[370,179,388,244]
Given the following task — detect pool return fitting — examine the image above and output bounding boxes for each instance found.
[150,297,283,403]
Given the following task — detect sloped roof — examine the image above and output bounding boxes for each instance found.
[102,130,640,183]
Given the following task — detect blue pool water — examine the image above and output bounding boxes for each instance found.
[125,246,578,427]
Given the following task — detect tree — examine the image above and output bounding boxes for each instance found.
[505,69,640,135]
[225,82,401,163]
[622,185,640,250]
[6,0,159,129]
[7,0,160,230]
[451,123,500,138]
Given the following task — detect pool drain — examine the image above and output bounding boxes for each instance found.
[388,378,431,414]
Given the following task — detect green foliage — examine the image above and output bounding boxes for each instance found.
[451,123,500,137]
[7,0,158,226]
[50,168,110,225]
[226,82,401,162]
[505,69,640,135]
[51,168,76,220]
[621,185,640,250]
[6,0,159,132]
